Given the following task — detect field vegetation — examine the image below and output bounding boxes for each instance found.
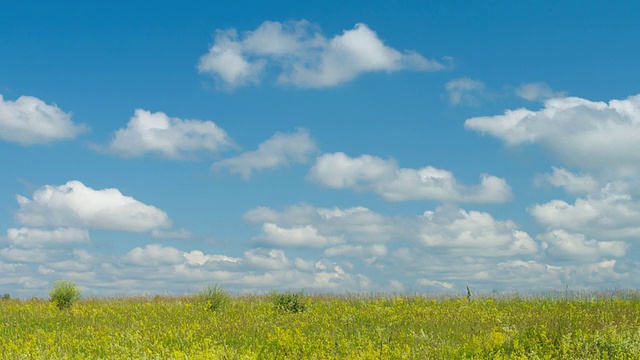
[1,286,640,359]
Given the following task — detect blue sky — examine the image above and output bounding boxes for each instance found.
[2,1,640,296]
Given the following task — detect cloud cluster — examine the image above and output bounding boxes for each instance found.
[102,109,233,159]
[0,94,87,145]
[465,94,640,172]
[308,152,512,203]
[212,129,317,178]
[198,20,445,88]
[530,183,640,240]
[419,206,537,256]
[15,180,171,232]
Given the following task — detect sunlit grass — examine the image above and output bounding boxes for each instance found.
[1,291,640,358]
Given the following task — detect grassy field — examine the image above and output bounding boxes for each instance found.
[1,291,640,359]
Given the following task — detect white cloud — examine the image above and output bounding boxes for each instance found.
[0,247,49,263]
[15,180,171,232]
[3,228,89,248]
[535,167,599,194]
[416,278,454,290]
[243,248,291,270]
[197,29,265,88]
[445,78,485,105]
[539,229,628,262]
[0,94,87,145]
[529,184,640,239]
[183,250,241,266]
[258,223,341,248]
[516,82,565,101]
[212,128,317,179]
[244,204,401,244]
[465,94,640,172]
[419,206,538,256]
[101,109,233,159]
[198,20,445,88]
[309,152,512,203]
[123,244,184,266]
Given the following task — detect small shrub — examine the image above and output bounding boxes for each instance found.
[1,293,10,300]
[271,290,306,313]
[198,283,230,311]
[49,280,81,310]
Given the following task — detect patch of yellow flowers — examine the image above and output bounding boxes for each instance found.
[1,292,640,358]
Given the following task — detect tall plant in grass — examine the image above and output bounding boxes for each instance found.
[49,280,81,310]
[271,290,307,313]
[198,283,230,311]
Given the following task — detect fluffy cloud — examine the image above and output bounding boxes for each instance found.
[0,94,87,145]
[243,248,290,270]
[15,180,171,232]
[123,244,184,266]
[534,167,599,195]
[529,184,640,239]
[515,82,565,101]
[309,152,512,203]
[183,250,241,266]
[539,230,628,262]
[419,206,538,256]
[212,129,317,178]
[445,78,485,105]
[101,109,233,159]
[244,204,401,245]
[198,20,445,88]
[3,228,89,248]
[258,223,341,248]
[465,94,640,172]
[245,203,535,260]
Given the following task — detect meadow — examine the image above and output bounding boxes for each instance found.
[1,289,640,359]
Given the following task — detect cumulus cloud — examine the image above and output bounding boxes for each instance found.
[198,20,445,88]
[15,180,171,232]
[465,94,640,172]
[243,248,291,270]
[445,78,485,105]
[183,250,241,266]
[100,109,233,159]
[257,223,341,248]
[244,204,401,245]
[123,244,184,266]
[309,152,512,203]
[539,230,628,262]
[419,206,538,256]
[529,184,640,239]
[0,94,87,145]
[212,129,317,179]
[515,82,565,101]
[3,228,89,248]
[534,167,599,195]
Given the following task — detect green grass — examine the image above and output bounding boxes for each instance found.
[1,291,640,358]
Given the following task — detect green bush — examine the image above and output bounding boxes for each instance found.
[198,283,230,311]
[271,290,306,313]
[1,293,10,300]
[49,280,81,310]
